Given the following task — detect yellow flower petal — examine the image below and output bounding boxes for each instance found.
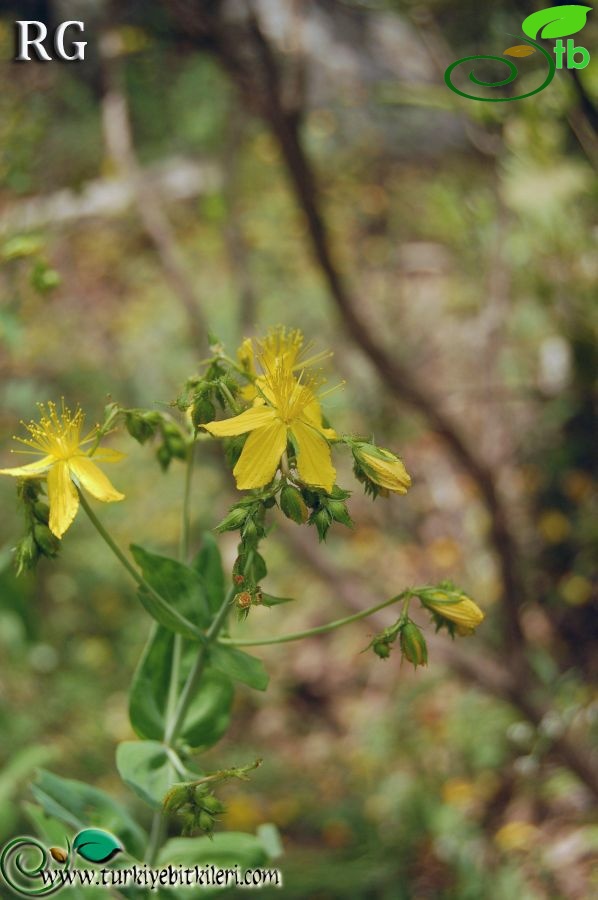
[291,419,336,492]
[0,456,54,477]
[233,420,287,489]
[363,453,411,494]
[68,456,125,502]
[426,593,485,632]
[302,399,337,441]
[203,406,277,437]
[48,460,79,538]
[91,447,126,463]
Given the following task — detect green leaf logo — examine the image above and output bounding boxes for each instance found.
[72,829,122,864]
[522,5,592,40]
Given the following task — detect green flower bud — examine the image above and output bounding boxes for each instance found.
[33,523,60,558]
[310,507,332,542]
[163,423,187,461]
[198,811,215,833]
[33,501,50,524]
[372,637,393,659]
[201,793,225,815]
[192,396,216,428]
[215,506,249,533]
[125,411,157,444]
[193,785,208,805]
[399,620,428,668]
[280,485,309,524]
[156,444,172,471]
[241,516,259,544]
[328,499,353,528]
[14,534,38,576]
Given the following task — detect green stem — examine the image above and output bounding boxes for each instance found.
[145,591,232,865]
[219,382,242,414]
[165,593,232,743]
[180,444,195,562]
[77,491,202,639]
[77,491,147,589]
[218,593,408,647]
[148,446,196,863]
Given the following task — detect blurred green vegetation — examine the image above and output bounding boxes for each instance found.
[0,2,596,898]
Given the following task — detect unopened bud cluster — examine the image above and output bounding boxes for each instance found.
[14,480,60,574]
[369,616,428,669]
[163,783,226,837]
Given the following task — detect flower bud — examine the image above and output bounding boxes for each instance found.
[125,411,157,445]
[353,442,411,498]
[156,444,172,471]
[233,574,245,585]
[280,485,309,524]
[33,523,60,558]
[241,516,259,544]
[372,637,393,659]
[399,620,428,668]
[235,591,252,610]
[14,534,38,576]
[201,793,225,815]
[198,811,215,833]
[215,506,249,533]
[163,422,187,460]
[310,507,332,542]
[192,396,216,428]
[419,587,484,635]
[328,499,353,528]
[33,501,50,524]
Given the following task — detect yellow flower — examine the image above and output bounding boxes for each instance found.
[421,588,485,635]
[0,402,125,538]
[353,443,411,495]
[237,327,331,403]
[204,359,337,492]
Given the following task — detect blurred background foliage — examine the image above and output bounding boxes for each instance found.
[0,1,596,898]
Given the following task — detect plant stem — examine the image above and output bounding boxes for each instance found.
[180,444,195,562]
[77,491,147,588]
[147,446,196,863]
[77,491,203,639]
[145,591,232,865]
[218,593,408,647]
[165,594,232,743]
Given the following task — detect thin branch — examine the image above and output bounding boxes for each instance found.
[278,522,598,799]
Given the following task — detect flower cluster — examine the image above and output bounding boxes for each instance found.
[367,584,485,668]
[188,328,412,538]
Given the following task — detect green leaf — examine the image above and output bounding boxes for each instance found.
[131,544,211,635]
[192,533,225,613]
[210,644,269,691]
[180,666,234,749]
[129,627,234,749]
[116,742,176,810]
[129,625,174,740]
[522,5,592,40]
[73,828,122,864]
[31,770,146,860]
[259,593,296,607]
[157,832,270,869]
